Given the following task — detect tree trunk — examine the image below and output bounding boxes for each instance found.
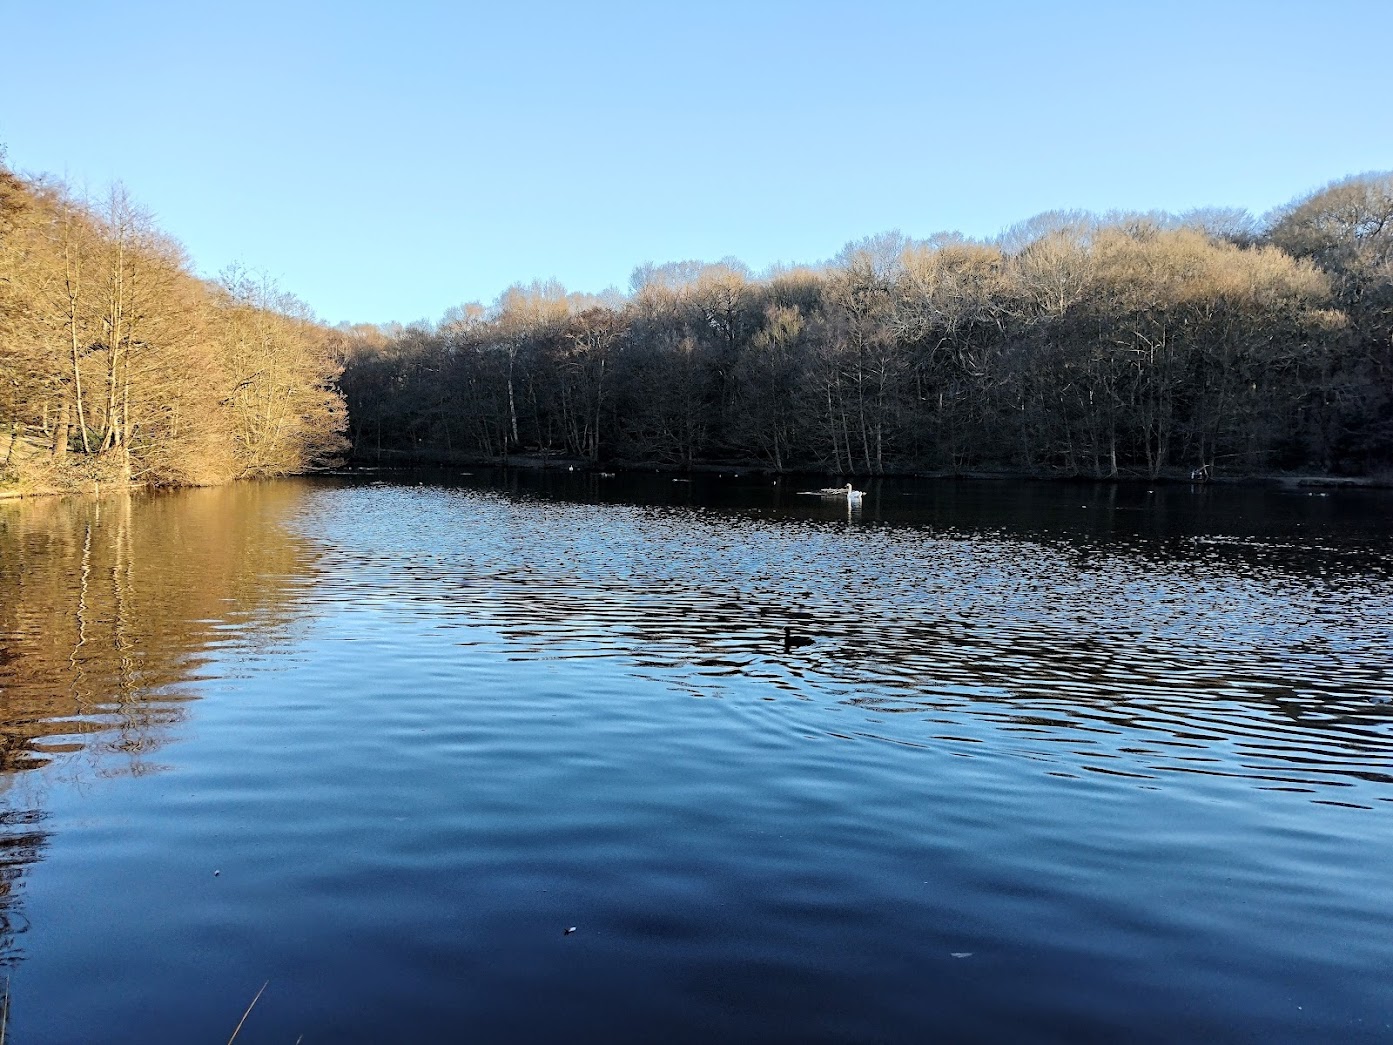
[70,297,92,453]
[52,397,70,458]
[506,347,520,449]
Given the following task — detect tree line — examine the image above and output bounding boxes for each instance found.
[0,161,347,493]
[5,161,1389,487]
[341,172,1392,479]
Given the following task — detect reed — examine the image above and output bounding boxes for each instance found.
[226,980,268,1045]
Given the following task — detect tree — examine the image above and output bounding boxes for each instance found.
[1267,173,1393,468]
[214,267,348,477]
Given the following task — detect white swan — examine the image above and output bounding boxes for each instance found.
[797,482,865,504]
[819,482,863,500]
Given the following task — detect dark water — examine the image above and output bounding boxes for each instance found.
[1,473,1391,1043]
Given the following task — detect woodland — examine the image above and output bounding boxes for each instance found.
[340,173,1393,480]
[0,163,347,494]
[3,162,1391,491]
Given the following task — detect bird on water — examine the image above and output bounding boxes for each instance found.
[814,482,864,505]
[784,626,814,651]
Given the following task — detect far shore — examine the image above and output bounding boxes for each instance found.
[6,453,1391,504]
[333,452,1393,490]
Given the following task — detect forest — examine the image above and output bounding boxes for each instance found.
[4,163,1391,491]
[0,162,347,495]
[341,172,1393,479]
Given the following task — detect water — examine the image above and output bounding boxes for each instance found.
[1,473,1391,1043]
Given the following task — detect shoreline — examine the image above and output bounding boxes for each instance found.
[6,460,1390,505]
[331,451,1387,493]
[337,455,1393,491]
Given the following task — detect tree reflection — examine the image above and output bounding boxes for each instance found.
[0,807,45,969]
[0,481,319,968]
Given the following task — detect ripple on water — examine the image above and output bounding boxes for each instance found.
[3,477,1392,1043]
[293,483,1393,801]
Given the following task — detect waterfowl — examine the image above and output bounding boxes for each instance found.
[817,482,855,496]
[800,482,864,503]
[783,626,814,651]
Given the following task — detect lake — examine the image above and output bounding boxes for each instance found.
[1,472,1391,1043]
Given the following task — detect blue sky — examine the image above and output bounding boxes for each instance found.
[3,1,1390,326]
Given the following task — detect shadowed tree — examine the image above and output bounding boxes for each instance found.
[1267,172,1393,468]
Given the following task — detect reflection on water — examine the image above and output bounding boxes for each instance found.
[0,483,318,974]
[0,473,1391,1042]
[0,486,315,774]
[302,475,1393,797]
[0,808,45,968]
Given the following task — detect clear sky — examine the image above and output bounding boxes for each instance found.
[2,0,1390,326]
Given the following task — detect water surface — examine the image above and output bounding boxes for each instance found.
[1,474,1391,1042]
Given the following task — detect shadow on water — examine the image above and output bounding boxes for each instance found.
[386,466,1393,575]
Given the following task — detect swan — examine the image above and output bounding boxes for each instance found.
[824,483,865,505]
[799,482,864,501]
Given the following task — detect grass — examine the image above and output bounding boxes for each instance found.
[0,975,278,1044]
[226,980,268,1045]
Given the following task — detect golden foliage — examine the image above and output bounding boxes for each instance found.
[0,168,346,493]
